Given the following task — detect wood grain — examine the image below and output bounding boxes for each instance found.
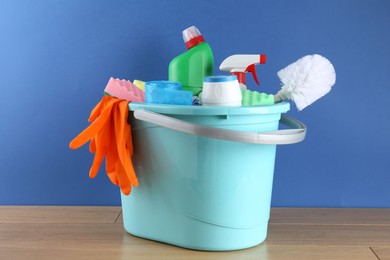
[0,206,121,223]
[1,207,387,260]
[267,223,390,246]
[0,223,377,260]
[371,247,390,260]
[270,207,390,225]
[0,243,376,260]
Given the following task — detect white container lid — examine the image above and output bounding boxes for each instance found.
[202,75,242,106]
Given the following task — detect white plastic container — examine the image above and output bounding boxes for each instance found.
[202,75,242,106]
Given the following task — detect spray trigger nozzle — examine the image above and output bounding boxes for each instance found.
[219,54,267,89]
[245,64,260,86]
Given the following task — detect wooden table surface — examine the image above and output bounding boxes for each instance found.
[1,207,389,259]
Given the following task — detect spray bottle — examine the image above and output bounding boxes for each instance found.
[168,26,214,96]
[219,54,266,90]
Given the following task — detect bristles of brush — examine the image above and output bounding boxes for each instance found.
[276,54,336,110]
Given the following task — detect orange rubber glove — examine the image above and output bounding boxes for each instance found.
[69,95,138,195]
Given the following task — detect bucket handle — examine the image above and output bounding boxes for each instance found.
[133,110,306,145]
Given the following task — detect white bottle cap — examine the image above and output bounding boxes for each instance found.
[182,26,201,43]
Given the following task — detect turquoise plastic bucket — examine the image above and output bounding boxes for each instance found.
[121,102,305,251]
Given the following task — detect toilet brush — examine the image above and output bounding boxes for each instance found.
[274,54,336,110]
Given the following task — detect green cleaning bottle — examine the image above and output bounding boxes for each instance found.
[168,26,214,96]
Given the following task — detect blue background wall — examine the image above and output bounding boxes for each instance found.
[1,0,389,207]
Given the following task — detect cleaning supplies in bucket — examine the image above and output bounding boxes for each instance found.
[201,75,242,106]
[104,77,145,102]
[168,26,214,96]
[241,89,274,106]
[145,80,192,105]
[218,54,274,106]
[68,24,335,252]
[274,54,336,110]
[133,80,145,91]
[219,54,266,90]
[218,53,336,109]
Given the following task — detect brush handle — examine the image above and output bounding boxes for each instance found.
[274,94,283,103]
[274,90,289,103]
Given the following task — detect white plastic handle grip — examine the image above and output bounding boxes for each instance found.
[133,110,306,145]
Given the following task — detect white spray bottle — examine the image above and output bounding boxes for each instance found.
[219,54,266,90]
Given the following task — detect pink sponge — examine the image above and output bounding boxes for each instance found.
[104,77,145,102]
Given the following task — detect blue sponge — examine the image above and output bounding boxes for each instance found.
[145,81,192,105]
[145,81,182,90]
